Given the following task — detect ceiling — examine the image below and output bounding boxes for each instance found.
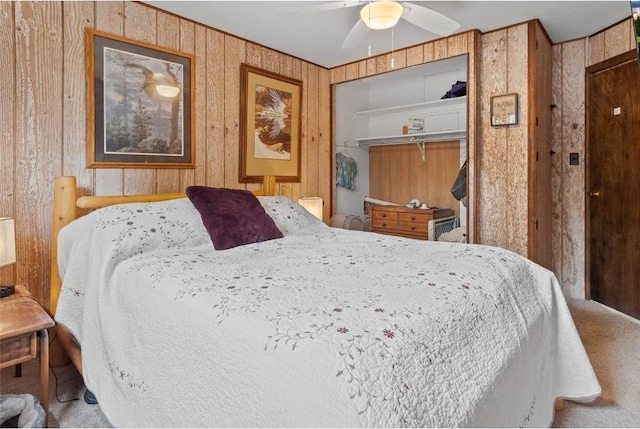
[143,1,633,68]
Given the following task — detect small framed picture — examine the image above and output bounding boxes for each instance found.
[490,93,518,126]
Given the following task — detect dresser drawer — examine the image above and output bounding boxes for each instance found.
[397,221,428,234]
[371,210,398,221]
[398,212,430,223]
[371,217,396,230]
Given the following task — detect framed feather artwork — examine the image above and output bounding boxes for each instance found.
[239,64,302,183]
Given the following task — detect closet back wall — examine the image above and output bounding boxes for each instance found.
[0,1,332,308]
[368,142,460,210]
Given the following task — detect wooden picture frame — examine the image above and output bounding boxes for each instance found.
[85,28,195,168]
[239,64,302,183]
[490,93,518,126]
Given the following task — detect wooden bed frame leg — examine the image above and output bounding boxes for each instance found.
[555,399,564,411]
[49,332,70,368]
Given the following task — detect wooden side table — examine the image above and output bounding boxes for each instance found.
[0,285,55,425]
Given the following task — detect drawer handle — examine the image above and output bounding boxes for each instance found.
[381,222,387,227]
[381,213,387,218]
[411,215,416,220]
[411,226,416,230]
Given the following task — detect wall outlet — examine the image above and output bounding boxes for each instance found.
[0,285,15,298]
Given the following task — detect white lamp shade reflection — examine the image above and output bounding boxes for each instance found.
[0,217,16,268]
[298,197,323,220]
[155,84,181,98]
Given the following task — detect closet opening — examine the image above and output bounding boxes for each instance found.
[333,54,468,241]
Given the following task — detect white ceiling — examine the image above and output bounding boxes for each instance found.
[143,1,632,68]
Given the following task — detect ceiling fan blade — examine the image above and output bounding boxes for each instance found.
[341,20,368,50]
[279,1,363,17]
[401,2,460,36]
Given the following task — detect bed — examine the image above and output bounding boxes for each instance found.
[50,175,600,427]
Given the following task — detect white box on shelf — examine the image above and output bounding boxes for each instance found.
[406,117,424,134]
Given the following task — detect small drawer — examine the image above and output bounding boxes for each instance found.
[398,221,428,234]
[371,217,397,230]
[371,210,398,221]
[398,212,430,223]
[0,333,36,369]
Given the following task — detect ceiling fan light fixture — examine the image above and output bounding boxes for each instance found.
[360,1,404,30]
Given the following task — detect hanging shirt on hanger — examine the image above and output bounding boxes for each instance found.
[336,151,357,191]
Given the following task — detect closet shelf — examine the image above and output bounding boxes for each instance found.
[354,129,466,147]
[355,129,466,161]
[354,96,466,117]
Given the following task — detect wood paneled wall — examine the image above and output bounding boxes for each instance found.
[531,21,554,270]
[551,19,635,298]
[476,21,554,265]
[0,1,331,308]
[477,23,531,255]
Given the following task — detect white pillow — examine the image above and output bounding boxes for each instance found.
[258,196,327,236]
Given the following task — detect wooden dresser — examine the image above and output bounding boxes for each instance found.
[369,205,452,240]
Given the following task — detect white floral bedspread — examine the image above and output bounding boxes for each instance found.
[55,196,600,428]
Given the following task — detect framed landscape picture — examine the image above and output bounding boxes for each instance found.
[239,64,302,183]
[85,28,195,168]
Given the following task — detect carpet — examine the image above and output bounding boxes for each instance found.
[551,299,640,428]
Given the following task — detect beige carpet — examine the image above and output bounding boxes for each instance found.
[551,299,640,427]
[1,299,638,427]
[0,360,111,428]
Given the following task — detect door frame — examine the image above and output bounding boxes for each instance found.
[584,49,638,300]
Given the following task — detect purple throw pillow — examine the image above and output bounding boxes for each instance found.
[186,186,283,250]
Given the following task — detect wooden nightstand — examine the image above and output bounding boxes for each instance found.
[0,285,55,425]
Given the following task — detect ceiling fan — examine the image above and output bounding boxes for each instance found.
[281,1,460,50]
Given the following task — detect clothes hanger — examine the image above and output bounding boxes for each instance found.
[337,140,354,158]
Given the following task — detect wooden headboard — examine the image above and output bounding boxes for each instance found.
[49,176,276,373]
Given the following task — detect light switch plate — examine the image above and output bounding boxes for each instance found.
[569,153,579,165]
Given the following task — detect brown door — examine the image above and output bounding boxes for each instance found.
[587,51,640,319]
